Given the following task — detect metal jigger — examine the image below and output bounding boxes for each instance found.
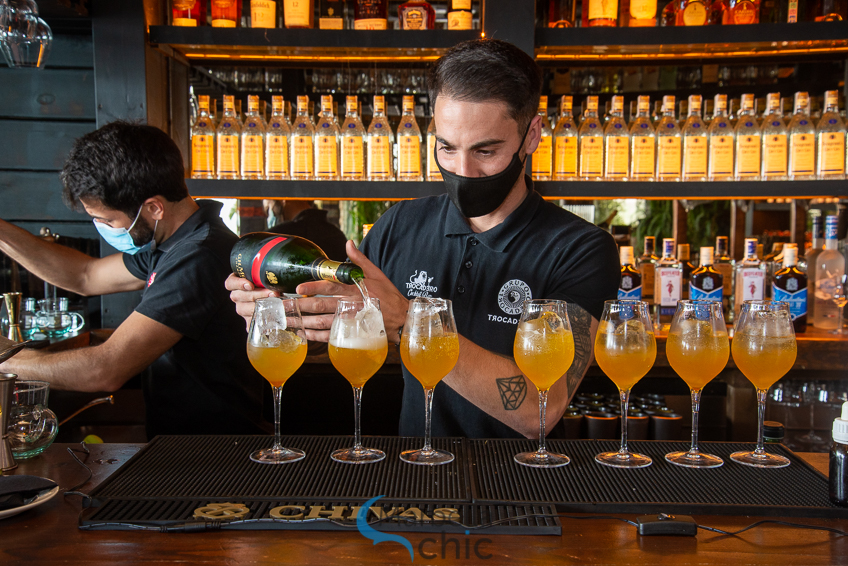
[3,293,24,342]
[0,373,17,471]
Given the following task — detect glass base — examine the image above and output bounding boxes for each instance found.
[797,432,827,445]
[331,446,386,464]
[250,446,305,465]
[514,450,570,468]
[400,448,454,466]
[665,450,724,469]
[730,450,790,468]
[595,450,652,469]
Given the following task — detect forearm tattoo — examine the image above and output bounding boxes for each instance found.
[497,375,527,410]
[566,303,593,398]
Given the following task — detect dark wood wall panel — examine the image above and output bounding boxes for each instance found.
[47,35,94,68]
[0,69,96,120]
[0,120,94,171]
[0,171,91,222]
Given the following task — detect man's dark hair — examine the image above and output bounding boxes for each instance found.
[60,121,189,218]
[428,39,542,135]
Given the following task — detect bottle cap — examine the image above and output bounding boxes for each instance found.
[700,247,714,266]
[834,402,848,444]
[763,421,785,441]
[620,246,634,265]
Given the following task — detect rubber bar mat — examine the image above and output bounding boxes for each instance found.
[469,439,846,519]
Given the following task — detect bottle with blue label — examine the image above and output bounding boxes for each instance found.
[814,215,846,329]
[690,247,723,303]
[618,246,642,300]
[772,245,807,333]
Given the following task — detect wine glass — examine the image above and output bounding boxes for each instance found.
[665,300,730,468]
[513,299,575,468]
[730,300,797,468]
[399,297,460,466]
[328,299,388,464]
[246,297,308,464]
[594,300,657,469]
[832,274,848,335]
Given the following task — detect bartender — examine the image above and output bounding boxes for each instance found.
[0,122,268,438]
[228,39,620,439]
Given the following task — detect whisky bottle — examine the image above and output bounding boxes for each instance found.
[629,95,656,181]
[760,92,788,181]
[367,95,394,181]
[814,216,846,329]
[319,0,344,28]
[618,246,643,300]
[266,96,290,180]
[578,95,604,181]
[448,0,474,29]
[354,0,389,29]
[532,96,554,181]
[816,90,846,180]
[426,112,442,181]
[656,95,682,182]
[714,236,734,320]
[708,94,734,181]
[553,95,578,181]
[788,92,816,180]
[734,93,762,181]
[172,0,206,26]
[773,246,808,334]
[216,95,241,180]
[682,94,708,181]
[629,0,658,25]
[285,0,315,28]
[547,0,577,26]
[241,95,266,180]
[809,0,847,20]
[397,95,423,181]
[341,96,366,181]
[806,215,824,322]
[603,95,629,182]
[399,0,435,29]
[675,0,711,24]
[690,247,724,302]
[290,95,315,181]
[677,243,695,299]
[191,95,216,179]
[639,236,659,303]
[723,0,760,23]
[584,0,618,26]
[251,0,278,27]
[211,0,241,27]
[733,238,766,319]
[315,95,339,181]
[654,238,683,327]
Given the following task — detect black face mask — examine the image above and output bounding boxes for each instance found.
[435,122,531,219]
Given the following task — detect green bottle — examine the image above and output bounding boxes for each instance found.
[231,232,364,293]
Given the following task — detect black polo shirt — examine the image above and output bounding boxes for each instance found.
[123,200,269,438]
[360,179,619,438]
[268,208,348,262]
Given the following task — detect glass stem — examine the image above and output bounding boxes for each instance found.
[423,387,434,452]
[690,388,702,455]
[619,388,630,454]
[754,388,767,456]
[272,385,283,450]
[538,389,549,454]
[352,386,363,450]
[838,304,845,335]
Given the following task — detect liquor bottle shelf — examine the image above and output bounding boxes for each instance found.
[535,21,848,63]
[188,179,848,201]
[148,26,480,63]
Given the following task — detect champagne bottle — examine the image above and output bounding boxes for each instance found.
[231,233,364,293]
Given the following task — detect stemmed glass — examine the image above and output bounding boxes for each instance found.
[730,300,797,468]
[246,297,308,464]
[797,381,827,446]
[328,299,388,464]
[831,275,848,335]
[399,297,460,465]
[513,299,575,468]
[594,300,657,469]
[665,300,730,468]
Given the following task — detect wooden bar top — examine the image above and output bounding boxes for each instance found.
[1,443,846,566]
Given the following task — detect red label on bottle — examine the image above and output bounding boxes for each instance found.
[251,237,287,289]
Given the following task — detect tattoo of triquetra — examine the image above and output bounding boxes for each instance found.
[566,303,592,397]
[496,375,527,410]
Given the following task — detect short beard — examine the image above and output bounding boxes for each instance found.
[129,216,155,248]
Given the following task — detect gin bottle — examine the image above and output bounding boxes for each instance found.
[290,95,315,181]
[532,96,554,181]
[761,92,788,181]
[682,94,708,181]
[603,95,629,181]
[654,238,682,327]
[340,96,366,181]
[733,237,767,319]
[241,95,266,180]
[734,93,761,181]
[216,95,241,180]
[265,96,291,180]
[714,236,734,320]
[553,95,578,181]
[788,91,816,181]
[806,215,825,322]
[656,95,682,182]
[578,95,604,181]
[639,236,659,304]
[367,95,394,181]
[314,95,339,181]
[816,90,847,180]
[396,95,423,182]
[629,95,655,182]
[190,95,216,180]
[814,215,846,329]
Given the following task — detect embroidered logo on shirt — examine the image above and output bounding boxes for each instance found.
[497,279,532,316]
[405,269,438,298]
[147,272,157,287]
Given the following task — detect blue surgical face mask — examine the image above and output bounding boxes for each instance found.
[93,205,156,255]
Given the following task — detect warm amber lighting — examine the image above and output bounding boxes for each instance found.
[186,53,441,62]
[536,40,848,61]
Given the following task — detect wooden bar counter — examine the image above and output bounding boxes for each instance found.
[1,443,846,565]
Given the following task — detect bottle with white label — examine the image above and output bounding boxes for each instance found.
[629,95,655,182]
[425,112,441,182]
[604,95,629,181]
[806,215,824,322]
[396,95,423,182]
[314,95,339,181]
[619,246,643,300]
[816,91,847,180]
[788,92,816,181]
[734,94,762,181]
[639,236,659,304]
[708,94,735,181]
[265,96,290,180]
[367,95,394,181]
[191,95,216,179]
[532,96,553,181]
[656,95,682,182]
[340,96,365,181]
[690,247,724,303]
[682,95,708,181]
[290,95,315,181]
[284,0,314,28]
[553,95,578,181]
[773,245,808,334]
[761,92,788,181]
[251,0,278,27]
[240,95,266,180]
[578,95,604,181]
[447,0,473,29]
[814,215,846,329]
[654,238,682,327]
[733,238,767,319]
[216,95,241,180]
